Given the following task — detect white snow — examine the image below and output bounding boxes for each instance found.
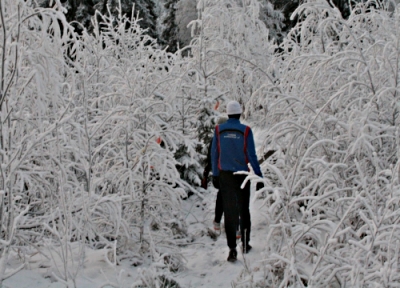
[2,188,269,288]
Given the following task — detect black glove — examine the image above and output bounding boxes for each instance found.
[256,182,264,191]
[212,176,220,189]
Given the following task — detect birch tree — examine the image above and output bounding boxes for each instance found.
[246,1,400,286]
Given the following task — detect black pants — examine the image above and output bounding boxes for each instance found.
[219,171,251,250]
[214,190,241,231]
[214,190,223,223]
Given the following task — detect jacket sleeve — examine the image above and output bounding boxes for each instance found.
[246,128,262,177]
[211,127,219,177]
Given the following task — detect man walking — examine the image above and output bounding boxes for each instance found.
[211,100,263,262]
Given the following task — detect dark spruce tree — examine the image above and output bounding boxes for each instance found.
[38,0,159,41]
[161,0,182,53]
[37,0,95,34]
[133,0,159,41]
[269,0,300,35]
[270,0,354,37]
[100,0,159,41]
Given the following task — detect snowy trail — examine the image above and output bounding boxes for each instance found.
[178,189,268,287]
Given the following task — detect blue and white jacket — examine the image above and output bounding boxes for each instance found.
[211,118,262,177]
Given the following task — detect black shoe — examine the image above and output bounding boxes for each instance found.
[242,243,252,254]
[227,249,237,262]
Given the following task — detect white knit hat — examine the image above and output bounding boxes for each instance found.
[226,101,242,115]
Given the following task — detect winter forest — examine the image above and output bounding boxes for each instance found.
[2,0,400,287]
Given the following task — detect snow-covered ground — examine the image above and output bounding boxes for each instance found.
[2,186,268,288]
[176,190,269,287]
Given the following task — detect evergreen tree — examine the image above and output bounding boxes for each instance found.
[270,0,300,36]
[99,0,159,40]
[36,0,95,33]
[37,0,159,40]
[258,0,286,42]
[134,0,159,40]
[269,0,371,36]
[161,0,182,52]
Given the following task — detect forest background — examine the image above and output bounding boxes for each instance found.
[2,0,400,287]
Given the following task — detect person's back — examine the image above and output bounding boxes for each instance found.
[212,113,261,178]
[214,118,261,175]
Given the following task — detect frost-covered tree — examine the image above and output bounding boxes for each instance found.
[0,0,83,283]
[133,0,160,40]
[175,0,198,48]
[36,0,95,33]
[0,0,195,284]
[37,0,160,39]
[65,5,194,271]
[245,0,400,286]
[258,0,286,41]
[187,0,280,119]
[164,0,283,191]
